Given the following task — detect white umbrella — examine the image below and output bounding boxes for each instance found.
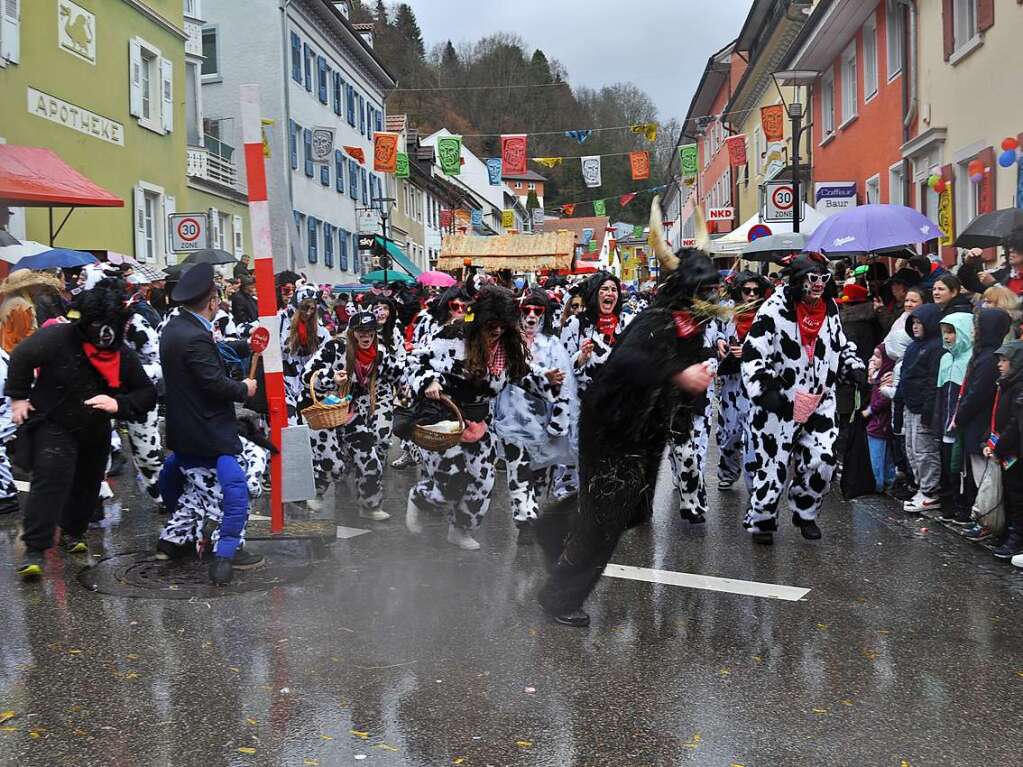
[0,241,49,264]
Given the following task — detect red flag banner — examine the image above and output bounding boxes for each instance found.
[619,193,637,207]
[440,209,453,229]
[760,104,785,142]
[629,151,651,181]
[501,134,528,176]
[344,146,366,164]
[725,135,747,167]
[373,132,399,173]
[561,203,576,217]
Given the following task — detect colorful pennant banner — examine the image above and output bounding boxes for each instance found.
[679,144,698,181]
[725,134,747,167]
[560,203,576,216]
[344,145,365,164]
[533,157,563,169]
[485,157,502,185]
[437,135,462,175]
[760,104,785,142]
[593,199,607,216]
[395,152,410,178]
[470,209,483,227]
[619,193,637,207]
[630,122,658,142]
[565,130,592,144]
[501,209,515,229]
[581,155,602,188]
[630,151,650,181]
[501,134,528,176]
[373,132,399,173]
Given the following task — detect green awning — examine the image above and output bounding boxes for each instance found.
[376,236,421,276]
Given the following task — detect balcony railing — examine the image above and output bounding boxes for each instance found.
[187,139,238,189]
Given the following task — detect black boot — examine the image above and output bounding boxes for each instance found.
[0,496,19,515]
[107,451,126,477]
[793,515,822,540]
[209,556,233,585]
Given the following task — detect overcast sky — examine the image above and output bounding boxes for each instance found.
[403,0,753,122]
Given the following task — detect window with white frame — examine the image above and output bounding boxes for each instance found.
[133,182,165,264]
[201,26,219,79]
[841,42,857,124]
[821,72,835,138]
[958,158,981,232]
[863,14,878,99]
[886,0,904,79]
[953,0,978,51]
[889,163,905,205]
[1,0,21,66]
[130,38,173,133]
[866,174,881,204]
[528,182,536,191]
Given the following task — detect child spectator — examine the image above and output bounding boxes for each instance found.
[862,343,896,493]
[934,313,976,525]
[987,341,1023,560]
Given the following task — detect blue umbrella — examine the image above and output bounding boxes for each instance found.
[803,204,941,256]
[13,248,96,272]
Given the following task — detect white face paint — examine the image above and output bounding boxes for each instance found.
[519,305,544,336]
[803,272,829,301]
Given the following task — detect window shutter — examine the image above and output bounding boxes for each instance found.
[232,214,244,257]
[317,57,328,103]
[349,159,358,200]
[289,121,298,170]
[129,39,143,116]
[303,43,311,91]
[335,150,344,193]
[361,168,368,205]
[320,162,329,187]
[160,58,174,132]
[324,224,334,267]
[332,73,341,115]
[978,0,994,32]
[303,128,313,177]
[942,0,954,61]
[1,0,20,64]
[133,185,147,260]
[307,217,317,263]
[290,32,301,82]
[358,94,365,134]
[164,194,176,258]
[209,207,221,249]
[339,228,349,271]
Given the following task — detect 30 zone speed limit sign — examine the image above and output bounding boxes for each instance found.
[169,213,209,252]
[763,181,805,223]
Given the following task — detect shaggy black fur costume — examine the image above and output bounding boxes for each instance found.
[536,250,722,617]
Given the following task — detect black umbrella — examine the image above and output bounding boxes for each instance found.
[178,248,238,267]
[0,231,19,247]
[742,233,806,262]
[954,209,1023,249]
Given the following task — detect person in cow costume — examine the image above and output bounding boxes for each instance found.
[535,199,719,627]
[741,254,867,545]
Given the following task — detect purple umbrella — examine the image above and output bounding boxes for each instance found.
[803,204,941,256]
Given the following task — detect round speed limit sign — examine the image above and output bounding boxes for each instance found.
[771,185,794,211]
[177,217,201,243]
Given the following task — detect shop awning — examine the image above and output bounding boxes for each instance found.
[0,146,123,208]
[376,236,421,276]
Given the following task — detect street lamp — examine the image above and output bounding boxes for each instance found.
[772,69,819,235]
[369,195,396,286]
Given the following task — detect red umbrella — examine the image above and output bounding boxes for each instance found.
[416,270,457,288]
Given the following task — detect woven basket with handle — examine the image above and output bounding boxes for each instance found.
[300,370,351,430]
[412,395,465,452]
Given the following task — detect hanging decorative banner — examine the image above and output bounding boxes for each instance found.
[630,151,651,181]
[531,207,545,231]
[485,158,502,185]
[725,134,747,167]
[580,228,594,245]
[533,157,563,169]
[501,134,528,176]
[437,135,463,175]
[372,132,399,173]
[581,156,602,188]
[565,130,592,144]
[630,123,658,142]
[593,199,607,216]
[470,209,483,228]
[679,144,698,181]
[760,105,785,142]
[440,209,453,229]
[561,204,576,217]
[588,240,598,252]
[501,209,515,229]
[395,152,410,179]
[938,186,955,247]
[619,193,637,207]
[633,224,644,239]
[343,145,365,164]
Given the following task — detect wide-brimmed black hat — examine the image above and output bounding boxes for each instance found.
[171,262,215,303]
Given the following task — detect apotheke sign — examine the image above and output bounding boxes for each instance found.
[27,87,124,146]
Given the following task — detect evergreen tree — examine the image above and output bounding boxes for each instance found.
[394,4,425,59]
[374,0,388,25]
[529,49,552,84]
[441,40,459,69]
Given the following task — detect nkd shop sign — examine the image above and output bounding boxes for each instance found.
[26,87,124,146]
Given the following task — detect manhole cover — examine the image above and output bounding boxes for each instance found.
[79,548,312,599]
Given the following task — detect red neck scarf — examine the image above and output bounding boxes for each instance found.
[734,310,756,342]
[297,321,309,347]
[83,342,121,389]
[354,344,377,385]
[596,313,618,339]
[796,299,826,359]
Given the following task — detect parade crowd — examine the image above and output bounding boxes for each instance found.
[4,218,1023,627]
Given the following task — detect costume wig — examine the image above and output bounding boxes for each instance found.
[366,295,400,350]
[580,271,623,328]
[461,285,529,382]
[785,254,838,302]
[430,285,472,326]
[74,278,131,350]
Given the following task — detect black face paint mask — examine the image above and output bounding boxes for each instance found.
[86,320,120,350]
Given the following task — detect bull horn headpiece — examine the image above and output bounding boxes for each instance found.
[648,195,679,273]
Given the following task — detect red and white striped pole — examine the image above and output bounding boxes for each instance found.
[240,84,287,533]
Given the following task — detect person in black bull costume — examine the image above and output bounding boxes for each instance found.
[535,199,720,627]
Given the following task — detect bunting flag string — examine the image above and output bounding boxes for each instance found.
[564,130,592,144]
[372,132,399,173]
[395,152,410,179]
[553,184,667,218]
[629,151,650,181]
[630,123,658,142]
[343,146,365,164]
[485,158,503,185]
[593,199,607,216]
[501,134,528,175]
[533,157,564,169]
[619,193,637,207]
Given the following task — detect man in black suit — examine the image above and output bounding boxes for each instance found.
[231,274,259,324]
[159,263,260,585]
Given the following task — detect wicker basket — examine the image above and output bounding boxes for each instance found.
[300,371,352,430]
[412,395,465,452]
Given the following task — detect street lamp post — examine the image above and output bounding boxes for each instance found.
[789,101,804,235]
[370,195,396,286]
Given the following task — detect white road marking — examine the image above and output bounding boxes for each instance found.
[336,525,371,540]
[603,563,810,601]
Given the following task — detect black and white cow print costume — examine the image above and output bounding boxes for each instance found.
[280,285,332,421]
[116,310,165,503]
[493,291,577,531]
[0,349,17,511]
[741,255,866,544]
[302,312,403,518]
[158,436,269,551]
[406,287,556,550]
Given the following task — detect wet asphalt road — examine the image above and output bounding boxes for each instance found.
[0,442,1022,767]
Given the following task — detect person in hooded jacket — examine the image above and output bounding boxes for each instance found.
[933,312,976,525]
[862,343,897,493]
[898,303,945,514]
[880,285,925,498]
[836,282,882,460]
[953,308,1011,529]
[987,341,1023,560]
